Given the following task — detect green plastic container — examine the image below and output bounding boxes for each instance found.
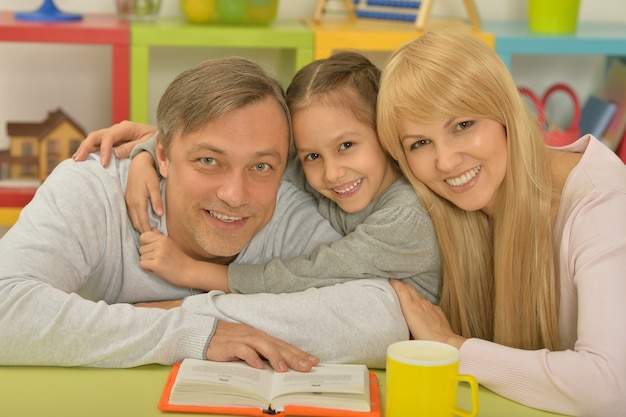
[528,0,581,34]
[180,0,278,25]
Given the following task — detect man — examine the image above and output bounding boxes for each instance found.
[0,57,407,369]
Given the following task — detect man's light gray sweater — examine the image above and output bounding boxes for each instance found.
[0,154,408,368]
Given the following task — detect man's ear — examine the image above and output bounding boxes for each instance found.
[155,134,169,178]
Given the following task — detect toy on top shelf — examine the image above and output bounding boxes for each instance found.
[353,0,429,24]
[14,0,82,22]
[313,0,356,23]
[179,0,279,25]
[313,0,480,30]
[0,108,86,182]
[117,0,162,21]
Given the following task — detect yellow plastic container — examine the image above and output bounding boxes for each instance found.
[528,0,581,34]
[180,0,278,25]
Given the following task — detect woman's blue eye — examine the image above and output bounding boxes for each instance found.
[410,139,429,150]
[456,120,474,131]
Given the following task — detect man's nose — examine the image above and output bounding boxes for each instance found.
[216,172,249,208]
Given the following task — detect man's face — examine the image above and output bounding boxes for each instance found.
[156,97,289,262]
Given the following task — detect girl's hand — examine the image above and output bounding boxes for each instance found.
[126,151,163,233]
[139,229,230,293]
[73,121,157,166]
[139,230,230,293]
[139,230,194,287]
[390,279,467,349]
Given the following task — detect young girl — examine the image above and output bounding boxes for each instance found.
[377,30,626,416]
[76,52,442,302]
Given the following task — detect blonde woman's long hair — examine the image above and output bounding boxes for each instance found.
[377,30,560,351]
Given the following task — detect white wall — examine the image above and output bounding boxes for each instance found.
[0,0,624,148]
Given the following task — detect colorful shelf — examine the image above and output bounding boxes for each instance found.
[305,17,495,59]
[0,11,130,124]
[0,184,37,226]
[129,19,314,123]
[482,20,626,69]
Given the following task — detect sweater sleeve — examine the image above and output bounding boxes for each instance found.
[228,194,441,302]
[459,189,626,417]
[0,157,216,367]
[129,133,158,161]
[182,278,409,368]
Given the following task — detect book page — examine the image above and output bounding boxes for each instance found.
[269,363,370,412]
[169,359,274,407]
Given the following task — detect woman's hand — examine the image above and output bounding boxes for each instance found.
[390,279,467,349]
[73,121,157,166]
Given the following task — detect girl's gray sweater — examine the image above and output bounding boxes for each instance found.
[229,155,442,302]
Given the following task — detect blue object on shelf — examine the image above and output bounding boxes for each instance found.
[353,0,421,22]
[353,0,421,7]
[355,10,417,21]
[579,95,618,139]
[15,0,82,22]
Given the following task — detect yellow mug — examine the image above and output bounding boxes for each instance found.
[386,340,479,417]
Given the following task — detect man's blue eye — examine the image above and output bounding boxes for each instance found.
[200,157,215,165]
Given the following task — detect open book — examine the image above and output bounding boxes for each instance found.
[158,358,381,417]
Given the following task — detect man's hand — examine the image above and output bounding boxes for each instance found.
[73,121,157,166]
[207,321,320,373]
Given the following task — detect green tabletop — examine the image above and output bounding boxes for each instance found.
[0,365,569,416]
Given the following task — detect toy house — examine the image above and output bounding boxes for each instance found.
[0,108,86,182]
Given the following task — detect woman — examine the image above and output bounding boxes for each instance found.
[377,30,626,417]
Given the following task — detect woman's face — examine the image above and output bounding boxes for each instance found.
[398,117,507,218]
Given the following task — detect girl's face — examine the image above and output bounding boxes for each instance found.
[293,104,400,213]
[398,117,507,218]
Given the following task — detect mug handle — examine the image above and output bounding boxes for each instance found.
[453,374,479,417]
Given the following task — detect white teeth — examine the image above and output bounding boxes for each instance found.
[446,166,481,187]
[334,179,362,194]
[209,211,242,222]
